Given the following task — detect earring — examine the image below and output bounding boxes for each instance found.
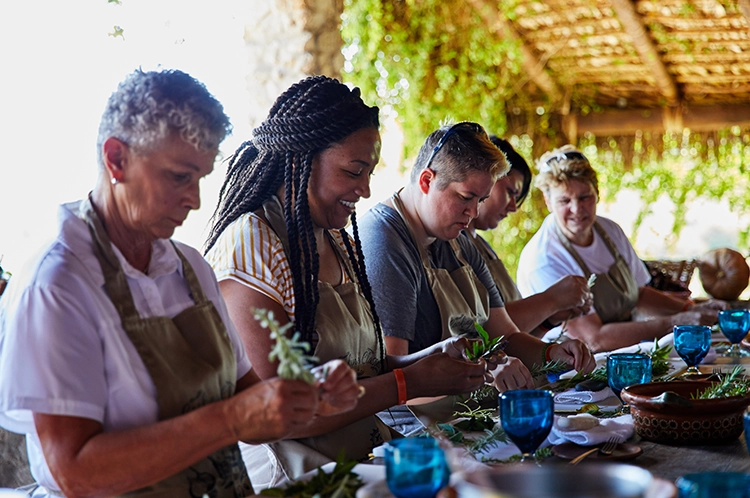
[111,177,119,185]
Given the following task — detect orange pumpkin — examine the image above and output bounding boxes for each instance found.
[698,248,750,300]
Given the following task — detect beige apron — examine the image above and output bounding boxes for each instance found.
[80,198,252,498]
[391,193,491,422]
[556,221,639,324]
[466,231,522,303]
[253,198,391,483]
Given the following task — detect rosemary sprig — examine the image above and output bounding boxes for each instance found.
[466,384,499,404]
[695,365,750,399]
[529,359,571,378]
[551,367,608,392]
[465,323,505,362]
[254,308,317,385]
[468,425,510,454]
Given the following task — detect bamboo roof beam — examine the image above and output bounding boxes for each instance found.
[737,0,750,28]
[573,103,750,136]
[609,0,680,106]
[466,0,563,103]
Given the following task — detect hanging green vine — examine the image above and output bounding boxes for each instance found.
[341,0,750,280]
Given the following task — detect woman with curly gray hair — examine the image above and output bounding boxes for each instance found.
[0,69,362,497]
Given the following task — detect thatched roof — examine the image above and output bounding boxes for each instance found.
[469,0,750,141]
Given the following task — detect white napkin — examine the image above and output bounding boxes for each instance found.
[548,414,634,446]
[554,387,614,404]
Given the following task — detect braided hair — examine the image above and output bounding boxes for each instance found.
[205,76,386,373]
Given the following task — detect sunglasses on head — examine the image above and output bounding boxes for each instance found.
[540,151,588,172]
[423,122,485,170]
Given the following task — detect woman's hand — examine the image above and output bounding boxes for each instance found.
[312,359,361,417]
[230,378,319,444]
[404,353,487,398]
[671,309,719,327]
[487,356,534,392]
[692,299,728,312]
[548,340,596,373]
[545,275,594,317]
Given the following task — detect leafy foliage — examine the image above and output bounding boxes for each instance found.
[695,365,750,399]
[260,453,363,497]
[255,308,318,384]
[342,1,750,278]
[464,323,505,362]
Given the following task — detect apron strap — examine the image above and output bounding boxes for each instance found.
[171,242,208,305]
[79,197,140,320]
[554,222,593,277]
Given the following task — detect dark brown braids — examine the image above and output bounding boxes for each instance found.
[205,75,386,373]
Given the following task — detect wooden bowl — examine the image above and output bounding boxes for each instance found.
[621,381,750,445]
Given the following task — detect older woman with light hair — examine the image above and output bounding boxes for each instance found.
[517,145,725,352]
[0,69,361,497]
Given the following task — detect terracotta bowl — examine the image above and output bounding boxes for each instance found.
[621,381,750,445]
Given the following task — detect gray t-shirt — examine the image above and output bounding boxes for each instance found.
[359,203,503,354]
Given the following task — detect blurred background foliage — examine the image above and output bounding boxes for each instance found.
[341,0,750,279]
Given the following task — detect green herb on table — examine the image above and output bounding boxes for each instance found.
[529,359,570,378]
[254,308,318,385]
[435,423,465,443]
[551,367,607,392]
[637,338,673,379]
[468,425,510,454]
[260,453,363,497]
[695,365,750,399]
[574,403,626,418]
[464,323,504,362]
[467,384,499,404]
[452,402,496,432]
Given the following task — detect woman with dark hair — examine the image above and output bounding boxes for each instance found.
[359,124,596,434]
[465,137,592,338]
[205,76,488,490]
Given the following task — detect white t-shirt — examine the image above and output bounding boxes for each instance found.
[0,201,252,493]
[517,214,651,297]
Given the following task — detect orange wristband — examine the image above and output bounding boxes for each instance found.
[542,343,555,363]
[393,368,407,405]
[682,299,695,311]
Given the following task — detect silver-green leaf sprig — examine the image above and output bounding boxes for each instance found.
[254,308,318,385]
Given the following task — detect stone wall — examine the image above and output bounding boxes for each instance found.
[0,427,32,488]
[242,0,344,128]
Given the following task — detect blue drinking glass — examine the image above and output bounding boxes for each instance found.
[676,472,750,498]
[499,389,554,462]
[384,437,450,498]
[744,408,750,454]
[674,325,712,375]
[607,353,652,403]
[718,309,750,358]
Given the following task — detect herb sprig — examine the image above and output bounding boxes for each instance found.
[465,323,504,362]
[254,308,317,384]
[695,365,750,399]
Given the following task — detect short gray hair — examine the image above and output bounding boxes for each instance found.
[96,69,232,168]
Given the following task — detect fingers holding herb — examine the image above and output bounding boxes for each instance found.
[488,357,534,392]
[312,359,361,417]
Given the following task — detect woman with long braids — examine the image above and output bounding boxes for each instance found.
[205,76,490,490]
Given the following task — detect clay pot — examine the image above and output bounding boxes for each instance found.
[621,381,750,445]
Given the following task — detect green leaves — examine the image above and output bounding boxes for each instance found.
[695,365,750,399]
[464,323,505,362]
[259,453,363,497]
[254,308,317,385]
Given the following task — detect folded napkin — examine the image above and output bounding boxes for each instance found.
[554,387,614,404]
[548,413,634,446]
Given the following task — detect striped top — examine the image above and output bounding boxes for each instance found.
[206,211,353,321]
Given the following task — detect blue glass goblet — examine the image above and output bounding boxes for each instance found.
[607,353,652,403]
[384,437,450,498]
[718,309,750,358]
[676,472,750,498]
[674,325,712,375]
[499,389,554,462]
